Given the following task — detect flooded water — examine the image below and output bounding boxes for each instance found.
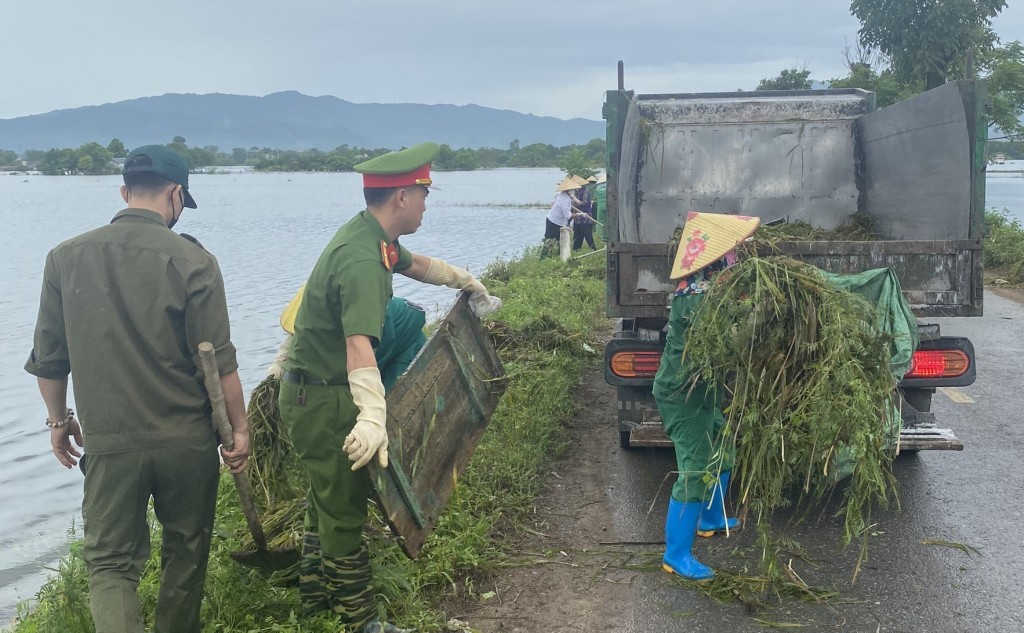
[988,159,1024,223]
[1,166,1021,625]
[0,168,559,624]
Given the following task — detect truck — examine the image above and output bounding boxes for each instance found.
[601,62,983,452]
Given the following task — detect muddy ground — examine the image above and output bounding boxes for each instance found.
[447,333,635,632]
[445,288,1024,632]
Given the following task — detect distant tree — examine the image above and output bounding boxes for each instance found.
[231,148,248,164]
[509,142,557,167]
[508,138,520,153]
[172,136,187,145]
[107,138,126,158]
[74,142,114,174]
[828,64,908,108]
[558,148,597,179]
[757,68,813,91]
[24,149,47,162]
[851,0,1006,89]
[0,149,18,165]
[980,40,1024,141]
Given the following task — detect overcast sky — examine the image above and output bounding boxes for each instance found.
[1,1,1022,122]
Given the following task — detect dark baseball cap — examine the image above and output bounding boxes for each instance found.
[123,145,197,208]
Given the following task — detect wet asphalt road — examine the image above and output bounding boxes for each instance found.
[603,292,1024,633]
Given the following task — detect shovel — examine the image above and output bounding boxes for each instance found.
[198,342,299,573]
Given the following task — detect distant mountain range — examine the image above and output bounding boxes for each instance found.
[0,92,604,152]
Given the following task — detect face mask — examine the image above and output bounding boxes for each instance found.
[167,189,184,229]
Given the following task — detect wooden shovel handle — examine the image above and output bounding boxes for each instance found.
[198,342,235,450]
[197,342,269,551]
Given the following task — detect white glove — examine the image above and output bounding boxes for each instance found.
[469,292,503,317]
[266,334,292,379]
[342,367,389,470]
[422,257,486,295]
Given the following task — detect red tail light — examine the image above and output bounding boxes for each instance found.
[904,349,970,379]
[609,351,663,378]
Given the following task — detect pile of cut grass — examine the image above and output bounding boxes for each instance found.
[683,256,899,583]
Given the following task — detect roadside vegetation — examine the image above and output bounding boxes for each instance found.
[10,246,608,633]
[984,208,1024,285]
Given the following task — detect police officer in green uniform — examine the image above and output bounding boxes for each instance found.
[25,145,251,633]
[654,212,758,582]
[278,142,502,632]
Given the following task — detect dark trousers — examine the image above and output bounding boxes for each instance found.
[544,218,563,240]
[83,442,219,633]
[573,222,596,250]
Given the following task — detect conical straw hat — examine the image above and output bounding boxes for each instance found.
[555,178,579,192]
[669,211,761,280]
[570,174,587,186]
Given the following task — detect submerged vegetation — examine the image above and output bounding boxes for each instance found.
[11,248,608,633]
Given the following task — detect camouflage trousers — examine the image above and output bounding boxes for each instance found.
[300,531,375,627]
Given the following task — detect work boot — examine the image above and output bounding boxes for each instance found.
[362,622,416,633]
[697,470,740,537]
[663,499,714,581]
[299,531,330,617]
[322,544,376,630]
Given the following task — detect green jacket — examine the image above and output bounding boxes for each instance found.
[25,208,237,454]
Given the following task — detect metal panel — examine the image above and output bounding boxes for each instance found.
[616,91,870,244]
[609,240,982,319]
[857,83,972,241]
[368,294,508,558]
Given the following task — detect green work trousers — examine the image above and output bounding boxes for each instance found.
[82,442,219,633]
[377,297,427,391]
[653,293,734,503]
[279,381,369,557]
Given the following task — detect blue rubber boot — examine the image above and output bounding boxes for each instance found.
[697,471,740,537]
[662,499,715,580]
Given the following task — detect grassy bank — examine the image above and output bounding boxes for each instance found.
[984,208,1024,285]
[11,247,608,633]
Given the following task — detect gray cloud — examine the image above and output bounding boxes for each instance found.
[1,0,1021,121]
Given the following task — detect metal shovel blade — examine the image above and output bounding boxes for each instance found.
[229,546,299,572]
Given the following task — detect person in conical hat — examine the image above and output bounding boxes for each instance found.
[544,178,587,250]
[572,175,599,251]
[653,211,759,582]
[278,141,500,632]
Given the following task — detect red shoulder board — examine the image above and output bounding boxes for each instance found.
[380,241,399,271]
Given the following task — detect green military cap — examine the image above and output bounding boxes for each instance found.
[123,145,197,208]
[354,142,440,188]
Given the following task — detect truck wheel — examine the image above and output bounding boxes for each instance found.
[619,430,632,450]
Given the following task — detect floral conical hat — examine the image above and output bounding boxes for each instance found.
[669,211,761,280]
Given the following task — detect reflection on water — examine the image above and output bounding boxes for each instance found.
[0,168,560,622]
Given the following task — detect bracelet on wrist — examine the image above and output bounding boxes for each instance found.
[46,408,75,429]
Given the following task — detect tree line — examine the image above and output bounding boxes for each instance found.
[0,136,606,175]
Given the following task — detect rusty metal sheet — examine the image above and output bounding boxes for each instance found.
[367,293,507,558]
